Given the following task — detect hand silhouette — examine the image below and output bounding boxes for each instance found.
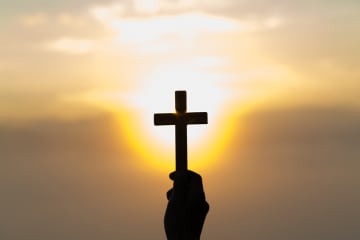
[164,170,209,240]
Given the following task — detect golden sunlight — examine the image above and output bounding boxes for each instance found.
[63,64,240,172]
[119,66,237,172]
[60,9,256,172]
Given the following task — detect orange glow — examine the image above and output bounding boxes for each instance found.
[116,67,238,172]
[116,109,237,173]
[47,9,295,172]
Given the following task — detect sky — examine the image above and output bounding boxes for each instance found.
[1,0,360,239]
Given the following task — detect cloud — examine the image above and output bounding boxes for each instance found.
[205,105,360,240]
[1,106,359,239]
[20,13,48,27]
[0,113,165,240]
[55,13,87,26]
[88,2,286,56]
[114,12,242,44]
[263,16,284,28]
[45,37,95,54]
[89,3,126,23]
[88,3,245,54]
[17,2,286,58]
[89,2,285,33]
[134,0,161,14]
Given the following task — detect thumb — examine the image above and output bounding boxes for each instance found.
[187,171,206,204]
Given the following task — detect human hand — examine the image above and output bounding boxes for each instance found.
[164,171,209,240]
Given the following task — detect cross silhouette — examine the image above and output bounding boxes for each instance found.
[154,91,208,171]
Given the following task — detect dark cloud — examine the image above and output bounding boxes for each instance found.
[204,0,360,86]
[1,0,117,15]
[1,106,359,239]
[0,113,167,240]
[204,105,360,240]
[240,106,360,150]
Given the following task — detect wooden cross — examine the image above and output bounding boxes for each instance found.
[154,91,208,171]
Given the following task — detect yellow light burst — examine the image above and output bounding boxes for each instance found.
[117,67,237,172]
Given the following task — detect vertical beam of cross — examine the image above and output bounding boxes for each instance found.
[154,91,208,172]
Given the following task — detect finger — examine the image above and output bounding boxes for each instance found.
[171,171,190,201]
[187,171,206,203]
[169,171,176,181]
[203,201,210,215]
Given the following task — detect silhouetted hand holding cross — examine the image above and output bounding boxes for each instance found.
[165,171,209,240]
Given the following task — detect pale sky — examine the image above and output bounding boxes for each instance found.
[1,1,360,239]
[1,0,359,121]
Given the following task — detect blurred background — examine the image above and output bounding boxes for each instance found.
[1,0,360,239]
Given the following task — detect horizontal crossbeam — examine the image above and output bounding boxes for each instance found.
[154,112,208,126]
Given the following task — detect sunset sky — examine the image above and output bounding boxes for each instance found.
[1,0,360,239]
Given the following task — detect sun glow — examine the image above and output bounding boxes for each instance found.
[60,8,249,172]
[116,66,236,172]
